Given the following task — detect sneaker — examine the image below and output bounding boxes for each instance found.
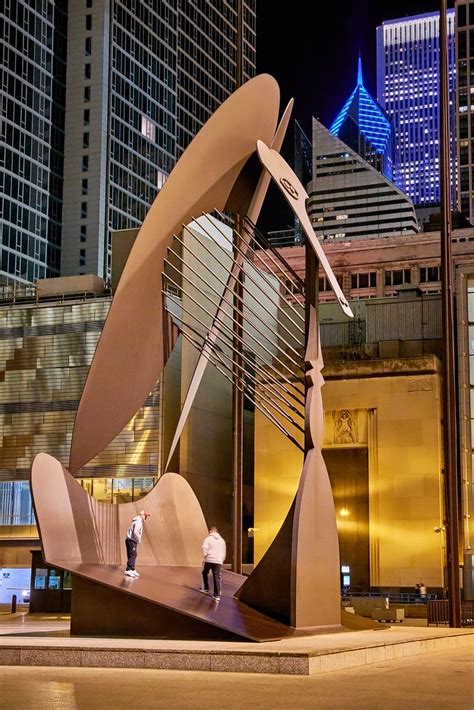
[124,570,135,577]
[131,570,140,577]
[213,596,221,601]
[199,587,210,594]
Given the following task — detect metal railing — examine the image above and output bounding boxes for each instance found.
[427,599,474,626]
[0,282,111,306]
[343,589,437,604]
[427,600,474,626]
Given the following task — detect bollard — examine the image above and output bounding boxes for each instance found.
[11,593,17,613]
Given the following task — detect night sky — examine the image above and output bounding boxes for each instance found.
[255,0,452,230]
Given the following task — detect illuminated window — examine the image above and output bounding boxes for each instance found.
[157,168,168,189]
[141,116,156,142]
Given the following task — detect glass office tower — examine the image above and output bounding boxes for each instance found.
[1,1,256,284]
[376,10,456,207]
[1,0,68,284]
[61,0,256,280]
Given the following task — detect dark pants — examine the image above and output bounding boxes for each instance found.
[125,538,138,571]
[202,562,222,597]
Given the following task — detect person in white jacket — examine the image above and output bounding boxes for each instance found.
[200,526,226,600]
[124,510,150,577]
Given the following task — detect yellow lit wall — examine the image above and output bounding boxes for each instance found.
[254,354,444,588]
[254,391,303,561]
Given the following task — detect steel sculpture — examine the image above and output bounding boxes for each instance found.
[31,74,353,640]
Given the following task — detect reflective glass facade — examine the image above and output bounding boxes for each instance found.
[0,477,156,529]
[1,0,67,284]
[376,10,456,207]
[0,293,161,531]
[177,2,256,153]
[2,2,256,283]
[60,0,256,280]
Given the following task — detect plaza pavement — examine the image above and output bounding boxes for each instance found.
[0,645,472,709]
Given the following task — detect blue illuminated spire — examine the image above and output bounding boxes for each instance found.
[357,53,363,86]
[329,56,396,181]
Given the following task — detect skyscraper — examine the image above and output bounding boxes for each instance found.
[456,0,474,222]
[1,1,68,284]
[1,1,256,285]
[330,57,396,182]
[376,10,456,208]
[308,118,418,242]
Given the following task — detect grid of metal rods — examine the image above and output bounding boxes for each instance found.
[162,212,306,450]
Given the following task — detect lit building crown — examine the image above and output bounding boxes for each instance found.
[329,56,395,181]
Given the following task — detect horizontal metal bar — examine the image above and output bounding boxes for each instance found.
[163,260,305,382]
[170,313,305,432]
[212,211,306,320]
[191,216,305,341]
[167,240,302,362]
[178,326,304,452]
[163,289,306,409]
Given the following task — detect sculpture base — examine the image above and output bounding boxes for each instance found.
[69,564,341,642]
[71,574,243,641]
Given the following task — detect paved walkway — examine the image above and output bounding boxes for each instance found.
[0,611,473,675]
[0,646,472,709]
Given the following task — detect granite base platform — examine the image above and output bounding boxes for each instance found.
[0,622,473,676]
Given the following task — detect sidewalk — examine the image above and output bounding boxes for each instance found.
[0,610,473,675]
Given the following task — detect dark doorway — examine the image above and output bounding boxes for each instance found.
[323,448,370,590]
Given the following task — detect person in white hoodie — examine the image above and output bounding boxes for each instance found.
[124,510,150,578]
[200,526,226,600]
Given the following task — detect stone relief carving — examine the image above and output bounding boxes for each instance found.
[408,378,432,392]
[334,409,356,444]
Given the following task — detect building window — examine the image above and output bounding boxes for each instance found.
[86,0,93,7]
[83,132,89,149]
[83,109,90,126]
[81,202,87,218]
[82,155,89,171]
[80,249,86,267]
[420,266,441,283]
[85,36,91,55]
[84,86,91,102]
[84,63,91,80]
[459,31,467,60]
[157,168,168,190]
[385,269,411,286]
[80,225,87,242]
[318,275,342,292]
[458,3,466,27]
[141,116,156,142]
[82,179,88,196]
[351,272,376,289]
[86,14,92,30]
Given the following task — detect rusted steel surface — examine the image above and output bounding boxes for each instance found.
[31,75,354,640]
